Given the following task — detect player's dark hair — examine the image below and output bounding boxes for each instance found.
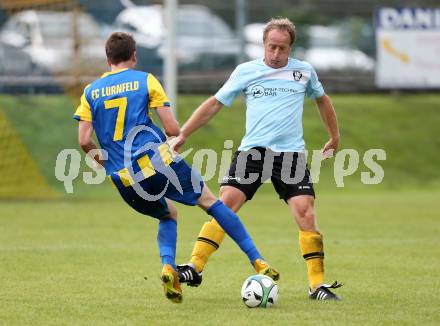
[263,17,296,46]
[105,32,136,64]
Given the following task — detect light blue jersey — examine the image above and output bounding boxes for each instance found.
[215,58,324,152]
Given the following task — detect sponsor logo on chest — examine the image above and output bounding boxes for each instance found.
[248,69,309,98]
[249,84,298,97]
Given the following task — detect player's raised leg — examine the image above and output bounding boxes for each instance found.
[197,186,261,261]
[287,195,341,300]
[185,186,245,275]
[219,187,278,279]
[180,186,279,282]
[179,186,278,285]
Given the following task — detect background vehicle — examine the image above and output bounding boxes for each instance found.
[114,4,241,71]
[305,25,374,71]
[0,41,36,75]
[0,40,61,93]
[244,23,374,71]
[0,10,107,74]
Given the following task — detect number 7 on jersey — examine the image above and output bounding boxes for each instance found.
[104,97,127,141]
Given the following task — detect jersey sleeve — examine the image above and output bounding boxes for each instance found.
[147,74,170,108]
[214,66,243,107]
[73,85,92,122]
[305,66,325,100]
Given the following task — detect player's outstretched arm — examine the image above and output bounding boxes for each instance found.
[171,96,223,152]
[315,94,340,158]
[78,120,104,167]
[156,106,180,137]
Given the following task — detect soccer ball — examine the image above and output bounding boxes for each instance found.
[241,275,279,308]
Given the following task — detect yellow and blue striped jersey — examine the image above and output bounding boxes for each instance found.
[74,68,170,176]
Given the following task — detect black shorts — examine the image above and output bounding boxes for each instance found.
[220,147,315,201]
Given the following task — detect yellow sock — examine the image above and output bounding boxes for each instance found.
[190,219,225,272]
[299,230,324,290]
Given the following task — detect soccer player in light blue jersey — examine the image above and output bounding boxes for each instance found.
[173,18,342,300]
[74,32,278,303]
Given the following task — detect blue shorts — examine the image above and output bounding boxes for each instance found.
[116,159,204,219]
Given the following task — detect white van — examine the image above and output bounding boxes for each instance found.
[0,10,107,73]
[114,5,240,70]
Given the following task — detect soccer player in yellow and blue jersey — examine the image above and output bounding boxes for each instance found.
[73,32,278,303]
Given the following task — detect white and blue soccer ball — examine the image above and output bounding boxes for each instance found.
[241,275,279,308]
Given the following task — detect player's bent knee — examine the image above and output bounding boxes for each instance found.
[288,198,318,231]
[197,186,218,211]
[165,199,178,220]
[297,209,317,231]
[168,206,178,220]
[219,186,246,212]
[297,207,315,220]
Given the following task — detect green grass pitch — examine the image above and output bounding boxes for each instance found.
[1,189,439,325]
[1,93,440,324]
